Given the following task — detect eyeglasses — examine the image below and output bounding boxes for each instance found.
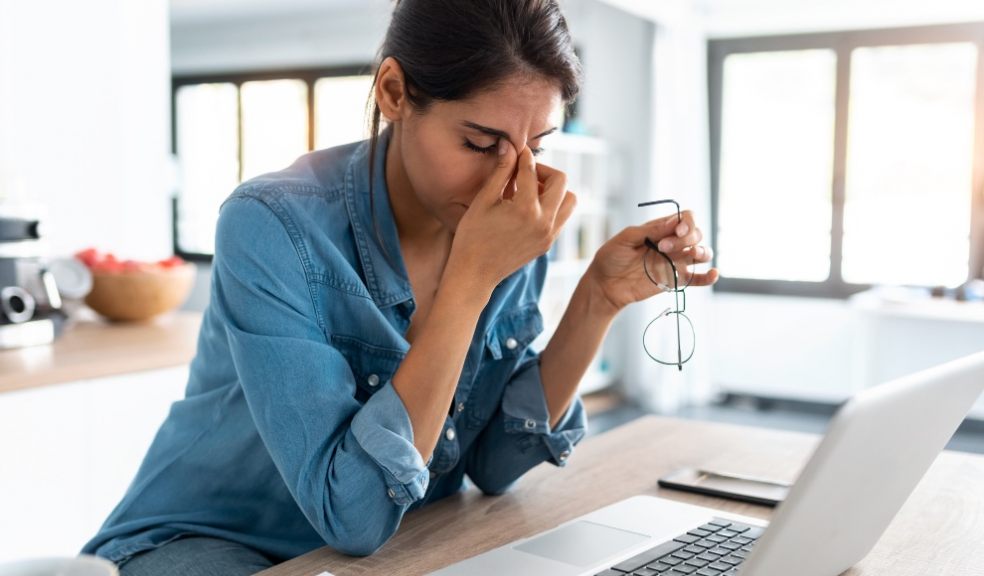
[638,199,696,371]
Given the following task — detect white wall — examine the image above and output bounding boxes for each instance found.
[702,0,984,37]
[0,0,173,261]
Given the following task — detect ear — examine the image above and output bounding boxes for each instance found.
[375,57,411,123]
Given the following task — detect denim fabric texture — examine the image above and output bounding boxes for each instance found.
[82,127,587,564]
[118,536,273,576]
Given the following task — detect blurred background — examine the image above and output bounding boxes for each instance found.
[2,0,984,561]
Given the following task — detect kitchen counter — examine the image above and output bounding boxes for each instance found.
[0,310,202,395]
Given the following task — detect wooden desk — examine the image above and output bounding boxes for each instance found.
[0,310,201,394]
[260,415,984,576]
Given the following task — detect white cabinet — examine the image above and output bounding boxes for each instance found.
[851,295,984,419]
[0,367,188,562]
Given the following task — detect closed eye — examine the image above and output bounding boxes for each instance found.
[462,139,544,157]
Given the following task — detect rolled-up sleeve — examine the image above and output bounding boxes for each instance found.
[465,346,588,495]
[213,193,428,556]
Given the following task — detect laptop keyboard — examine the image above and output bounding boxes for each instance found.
[593,518,764,576]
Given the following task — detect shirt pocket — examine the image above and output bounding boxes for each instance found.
[484,302,545,361]
[466,303,545,430]
[330,334,406,404]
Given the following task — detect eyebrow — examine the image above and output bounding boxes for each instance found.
[461,121,558,143]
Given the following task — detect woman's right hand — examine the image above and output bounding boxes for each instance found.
[447,139,577,291]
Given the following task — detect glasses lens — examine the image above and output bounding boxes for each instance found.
[644,245,698,290]
[644,247,674,290]
[642,302,695,367]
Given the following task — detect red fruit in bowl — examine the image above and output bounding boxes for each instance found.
[96,261,124,273]
[74,248,101,268]
[158,256,185,269]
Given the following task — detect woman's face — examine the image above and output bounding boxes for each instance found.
[384,69,565,233]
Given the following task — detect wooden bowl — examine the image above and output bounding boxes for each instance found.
[84,263,195,322]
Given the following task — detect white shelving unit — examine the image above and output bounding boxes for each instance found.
[530,133,618,395]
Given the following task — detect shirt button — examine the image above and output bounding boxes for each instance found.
[524,418,536,430]
[505,337,519,350]
[559,450,571,462]
[387,487,396,499]
[367,374,380,387]
[456,402,465,413]
[445,428,456,441]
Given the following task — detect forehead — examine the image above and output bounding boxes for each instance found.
[437,74,565,134]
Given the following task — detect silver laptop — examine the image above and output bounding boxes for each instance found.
[433,350,984,576]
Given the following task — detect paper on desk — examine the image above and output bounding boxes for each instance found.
[313,572,335,576]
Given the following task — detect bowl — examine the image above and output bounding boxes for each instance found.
[84,262,195,322]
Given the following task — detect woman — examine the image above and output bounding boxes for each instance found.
[83,0,717,573]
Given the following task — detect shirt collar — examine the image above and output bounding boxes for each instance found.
[343,127,415,309]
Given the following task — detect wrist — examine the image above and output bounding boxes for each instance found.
[576,265,621,321]
[439,257,496,308]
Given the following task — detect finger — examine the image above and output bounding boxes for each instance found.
[658,221,703,252]
[503,174,518,200]
[658,210,698,251]
[551,190,577,234]
[680,268,719,287]
[617,216,680,246]
[673,210,695,237]
[533,158,567,220]
[673,244,713,264]
[513,146,540,211]
[476,139,518,205]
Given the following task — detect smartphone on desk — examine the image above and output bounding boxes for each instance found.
[658,467,790,507]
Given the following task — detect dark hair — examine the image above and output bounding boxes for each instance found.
[363,0,582,265]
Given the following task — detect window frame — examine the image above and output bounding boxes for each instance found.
[170,64,375,262]
[708,22,984,298]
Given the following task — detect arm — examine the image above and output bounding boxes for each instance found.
[464,257,607,495]
[393,257,493,463]
[539,272,619,429]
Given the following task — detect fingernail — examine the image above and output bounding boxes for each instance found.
[659,239,673,252]
[498,139,508,156]
[676,223,689,237]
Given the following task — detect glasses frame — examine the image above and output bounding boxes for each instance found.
[638,199,696,371]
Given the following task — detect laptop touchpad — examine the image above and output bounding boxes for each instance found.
[514,520,650,567]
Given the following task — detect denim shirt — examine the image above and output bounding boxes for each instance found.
[82,127,588,563]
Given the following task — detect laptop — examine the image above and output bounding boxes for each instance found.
[432,350,984,576]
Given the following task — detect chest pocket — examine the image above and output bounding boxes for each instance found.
[465,303,545,431]
[330,334,406,403]
[484,302,545,361]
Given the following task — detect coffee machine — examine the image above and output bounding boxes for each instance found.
[0,215,67,349]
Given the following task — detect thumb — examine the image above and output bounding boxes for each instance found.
[476,139,518,205]
[618,216,680,247]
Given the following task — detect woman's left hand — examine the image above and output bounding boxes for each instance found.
[585,210,719,315]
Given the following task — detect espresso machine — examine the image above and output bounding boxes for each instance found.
[0,215,68,349]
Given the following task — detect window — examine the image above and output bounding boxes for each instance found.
[172,67,374,259]
[709,24,984,297]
